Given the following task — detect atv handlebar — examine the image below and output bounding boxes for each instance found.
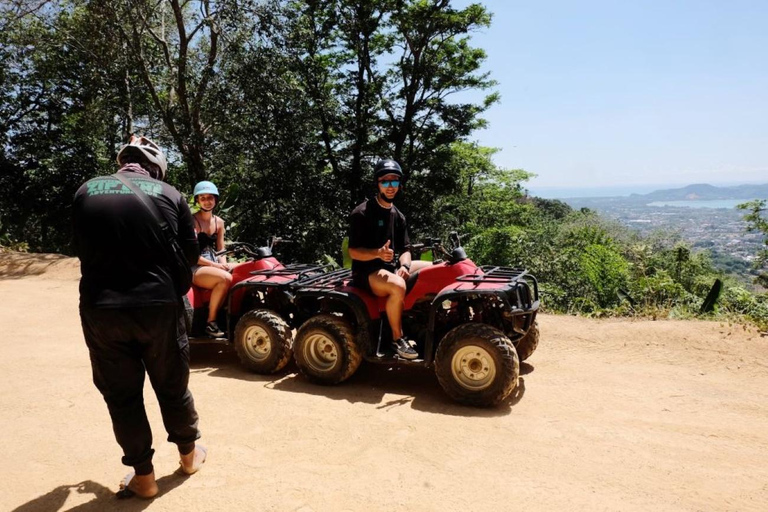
[408,232,473,262]
[214,241,259,258]
[214,235,291,259]
[268,236,292,248]
[409,236,452,259]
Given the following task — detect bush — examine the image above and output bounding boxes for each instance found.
[720,286,768,330]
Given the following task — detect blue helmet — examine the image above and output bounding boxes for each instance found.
[193,181,219,198]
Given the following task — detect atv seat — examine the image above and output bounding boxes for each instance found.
[341,270,430,320]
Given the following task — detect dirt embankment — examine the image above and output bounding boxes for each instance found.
[1,251,767,511]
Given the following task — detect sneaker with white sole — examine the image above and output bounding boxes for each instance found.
[205,321,225,338]
[392,337,418,360]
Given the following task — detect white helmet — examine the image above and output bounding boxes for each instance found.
[116,135,168,180]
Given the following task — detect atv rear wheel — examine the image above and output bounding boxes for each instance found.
[514,321,539,362]
[233,310,292,374]
[294,315,361,385]
[435,323,519,407]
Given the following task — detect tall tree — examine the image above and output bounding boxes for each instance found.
[0,1,132,252]
[288,0,497,215]
[111,0,271,187]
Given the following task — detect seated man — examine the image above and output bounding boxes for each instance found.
[348,158,430,360]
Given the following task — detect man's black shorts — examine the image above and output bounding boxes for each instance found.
[351,272,373,294]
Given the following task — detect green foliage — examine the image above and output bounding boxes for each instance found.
[465,225,527,267]
[578,243,629,308]
[738,199,768,287]
[1,0,498,260]
[1,2,126,253]
[720,285,768,331]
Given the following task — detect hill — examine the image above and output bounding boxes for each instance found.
[630,183,768,201]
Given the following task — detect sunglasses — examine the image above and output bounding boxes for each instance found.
[378,180,400,188]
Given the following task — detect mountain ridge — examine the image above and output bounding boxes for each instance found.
[627,183,768,201]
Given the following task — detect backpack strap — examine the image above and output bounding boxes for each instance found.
[113,173,171,231]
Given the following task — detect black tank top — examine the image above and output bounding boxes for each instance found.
[195,216,218,261]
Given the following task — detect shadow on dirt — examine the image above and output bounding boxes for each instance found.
[11,471,193,512]
[190,342,534,417]
[0,252,74,280]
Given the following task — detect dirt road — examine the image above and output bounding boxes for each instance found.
[1,252,767,511]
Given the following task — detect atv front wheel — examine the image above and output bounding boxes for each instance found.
[233,310,292,374]
[514,321,539,362]
[435,323,519,407]
[294,315,361,385]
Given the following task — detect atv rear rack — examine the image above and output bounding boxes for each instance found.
[298,268,352,289]
[249,263,331,284]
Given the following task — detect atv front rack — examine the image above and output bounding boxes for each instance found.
[456,266,540,308]
[457,266,530,283]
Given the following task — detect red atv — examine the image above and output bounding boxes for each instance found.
[289,233,540,407]
[184,238,328,374]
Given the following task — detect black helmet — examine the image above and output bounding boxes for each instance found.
[374,158,403,181]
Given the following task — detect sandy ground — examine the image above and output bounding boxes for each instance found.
[1,251,768,512]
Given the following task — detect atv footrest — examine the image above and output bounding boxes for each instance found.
[370,354,427,366]
[188,336,230,345]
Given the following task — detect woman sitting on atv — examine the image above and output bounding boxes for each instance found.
[191,181,232,337]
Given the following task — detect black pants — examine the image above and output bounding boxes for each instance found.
[80,303,200,470]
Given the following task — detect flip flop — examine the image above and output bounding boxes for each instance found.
[180,445,208,475]
[116,471,158,499]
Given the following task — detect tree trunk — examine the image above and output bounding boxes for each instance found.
[185,145,206,189]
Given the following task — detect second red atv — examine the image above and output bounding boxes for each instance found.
[184,238,328,373]
[288,233,540,407]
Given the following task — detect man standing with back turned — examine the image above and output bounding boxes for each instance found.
[73,136,207,499]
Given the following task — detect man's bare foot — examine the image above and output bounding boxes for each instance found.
[180,445,207,475]
[117,471,158,499]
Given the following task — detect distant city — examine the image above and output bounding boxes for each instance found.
[538,183,768,284]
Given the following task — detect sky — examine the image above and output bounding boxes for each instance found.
[454,0,768,197]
